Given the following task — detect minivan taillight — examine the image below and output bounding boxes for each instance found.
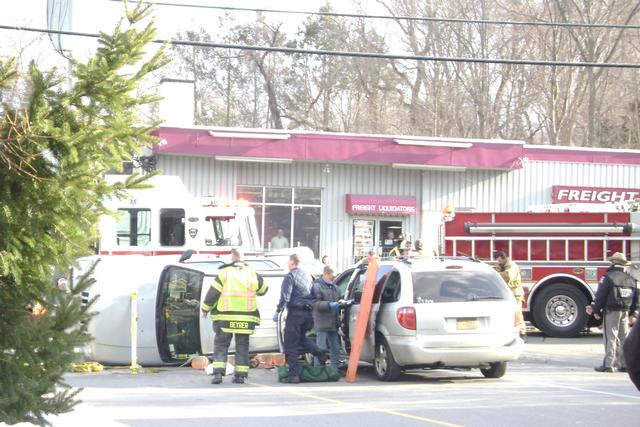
[514,302,524,328]
[396,307,416,330]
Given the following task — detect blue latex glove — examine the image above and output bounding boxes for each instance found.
[329,302,338,311]
[272,312,279,322]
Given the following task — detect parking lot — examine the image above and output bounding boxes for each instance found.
[25,331,637,427]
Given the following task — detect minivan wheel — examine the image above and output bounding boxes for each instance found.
[480,362,507,379]
[374,337,401,381]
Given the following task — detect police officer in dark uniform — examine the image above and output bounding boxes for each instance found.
[586,252,639,372]
[274,254,328,383]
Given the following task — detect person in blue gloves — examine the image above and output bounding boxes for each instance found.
[311,265,342,369]
[274,254,328,383]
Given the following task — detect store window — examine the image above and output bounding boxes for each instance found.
[117,208,151,246]
[237,185,322,256]
[265,205,291,249]
[266,187,292,204]
[238,186,263,203]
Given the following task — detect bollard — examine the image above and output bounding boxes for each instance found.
[130,291,139,374]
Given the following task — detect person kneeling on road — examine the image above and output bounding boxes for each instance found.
[201,249,268,385]
[274,254,329,384]
[311,264,347,370]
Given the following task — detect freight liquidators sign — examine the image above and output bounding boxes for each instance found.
[552,186,640,204]
[346,194,417,215]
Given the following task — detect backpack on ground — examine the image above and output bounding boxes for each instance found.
[277,363,340,382]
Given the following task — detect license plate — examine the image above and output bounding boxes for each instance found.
[456,319,478,330]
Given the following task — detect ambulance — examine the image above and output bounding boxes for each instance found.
[97,175,261,256]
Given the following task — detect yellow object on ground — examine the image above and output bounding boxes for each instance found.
[70,362,104,373]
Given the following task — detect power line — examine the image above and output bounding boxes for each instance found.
[107,0,640,30]
[2,24,640,69]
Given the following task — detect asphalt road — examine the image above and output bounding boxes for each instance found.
[11,332,640,427]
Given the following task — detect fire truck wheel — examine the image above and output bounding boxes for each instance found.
[533,284,588,338]
[480,362,507,379]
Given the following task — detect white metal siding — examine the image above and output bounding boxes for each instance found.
[157,156,421,269]
[156,156,640,269]
[422,161,640,212]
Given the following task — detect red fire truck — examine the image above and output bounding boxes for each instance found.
[441,209,640,337]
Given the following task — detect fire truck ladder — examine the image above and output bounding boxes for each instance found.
[446,222,640,263]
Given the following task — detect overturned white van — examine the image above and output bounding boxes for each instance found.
[75,254,286,365]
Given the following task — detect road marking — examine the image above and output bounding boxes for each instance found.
[511,379,640,400]
[247,381,462,427]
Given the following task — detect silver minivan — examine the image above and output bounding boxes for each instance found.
[339,257,524,381]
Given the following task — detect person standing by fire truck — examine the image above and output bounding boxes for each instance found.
[586,252,638,373]
[495,251,526,338]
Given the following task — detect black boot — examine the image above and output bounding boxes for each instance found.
[314,349,330,365]
[211,373,223,384]
[232,375,246,384]
[280,376,300,384]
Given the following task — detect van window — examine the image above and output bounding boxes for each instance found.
[412,271,511,304]
[117,208,151,246]
[160,208,185,246]
[156,267,203,362]
[351,265,393,303]
[350,272,367,303]
[380,271,401,303]
[334,269,355,296]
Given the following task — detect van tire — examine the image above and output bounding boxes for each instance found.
[533,284,588,338]
[481,362,507,378]
[374,337,401,381]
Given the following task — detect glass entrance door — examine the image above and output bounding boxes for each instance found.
[352,218,404,262]
[379,220,403,257]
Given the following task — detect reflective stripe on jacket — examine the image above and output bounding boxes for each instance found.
[201,262,267,334]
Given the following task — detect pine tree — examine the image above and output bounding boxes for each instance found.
[0,2,168,424]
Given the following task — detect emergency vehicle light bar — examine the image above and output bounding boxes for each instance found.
[465,222,632,234]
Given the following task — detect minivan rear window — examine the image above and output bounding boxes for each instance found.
[411,271,511,303]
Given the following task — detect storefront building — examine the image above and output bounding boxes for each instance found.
[153,126,640,270]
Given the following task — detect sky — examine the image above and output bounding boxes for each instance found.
[0,0,392,125]
[0,0,389,69]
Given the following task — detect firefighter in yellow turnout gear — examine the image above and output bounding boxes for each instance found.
[495,251,527,338]
[201,249,268,384]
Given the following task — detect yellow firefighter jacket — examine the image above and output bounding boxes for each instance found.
[497,259,525,302]
[201,262,268,334]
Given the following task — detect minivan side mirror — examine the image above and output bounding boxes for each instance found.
[179,249,194,263]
